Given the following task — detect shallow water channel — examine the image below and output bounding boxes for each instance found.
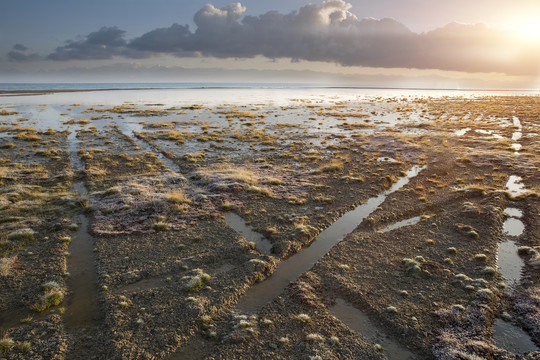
[237,165,426,312]
[497,208,525,287]
[493,207,539,354]
[329,298,416,360]
[114,117,184,173]
[223,212,273,255]
[64,127,101,329]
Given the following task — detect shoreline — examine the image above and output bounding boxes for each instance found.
[0,84,538,98]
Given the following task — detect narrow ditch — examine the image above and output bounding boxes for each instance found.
[113,117,184,173]
[64,127,104,357]
[329,298,416,360]
[511,116,522,154]
[493,318,539,354]
[492,182,539,355]
[223,212,273,255]
[236,165,426,312]
[493,205,539,354]
[497,207,525,288]
[64,193,101,328]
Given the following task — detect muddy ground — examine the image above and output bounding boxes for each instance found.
[0,93,539,359]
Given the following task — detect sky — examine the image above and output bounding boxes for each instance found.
[2,0,540,88]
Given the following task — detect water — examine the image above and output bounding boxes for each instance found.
[236,165,425,312]
[506,176,527,197]
[454,128,471,136]
[504,208,523,218]
[497,240,524,287]
[67,128,85,172]
[329,298,416,360]
[223,212,273,255]
[113,117,184,174]
[64,213,101,328]
[493,319,539,354]
[503,218,525,237]
[497,208,525,288]
[380,216,421,233]
[511,116,522,155]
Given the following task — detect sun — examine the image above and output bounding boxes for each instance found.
[516,22,540,42]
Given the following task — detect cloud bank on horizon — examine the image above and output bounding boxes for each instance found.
[9,0,540,76]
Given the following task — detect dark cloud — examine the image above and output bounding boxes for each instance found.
[34,1,540,75]
[128,23,191,53]
[7,44,40,62]
[47,26,127,60]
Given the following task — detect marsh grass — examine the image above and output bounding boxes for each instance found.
[166,189,191,205]
[196,165,259,185]
[0,333,14,352]
[32,285,65,312]
[314,160,343,174]
[0,256,17,276]
[183,269,211,292]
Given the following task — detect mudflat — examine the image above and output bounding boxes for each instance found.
[0,90,539,359]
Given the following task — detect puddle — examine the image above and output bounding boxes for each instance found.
[236,165,425,312]
[475,129,504,139]
[497,207,526,288]
[512,116,522,129]
[376,157,400,164]
[223,212,273,255]
[505,176,527,197]
[504,208,523,218]
[511,116,523,154]
[64,214,101,328]
[497,240,525,288]
[503,218,525,237]
[329,298,416,360]
[0,306,50,330]
[454,128,471,136]
[512,132,522,141]
[493,318,539,354]
[380,216,421,233]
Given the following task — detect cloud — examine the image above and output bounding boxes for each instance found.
[47,26,127,60]
[7,44,40,62]
[128,23,191,54]
[30,1,540,75]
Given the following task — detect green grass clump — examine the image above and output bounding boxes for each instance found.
[153,221,169,231]
[16,341,31,353]
[32,282,64,312]
[183,269,211,292]
[474,253,488,261]
[7,228,35,241]
[0,335,14,352]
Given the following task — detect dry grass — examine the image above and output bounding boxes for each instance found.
[166,189,191,205]
[0,256,18,276]
[196,165,259,185]
[314,159,344,174]
[14,132,42,142]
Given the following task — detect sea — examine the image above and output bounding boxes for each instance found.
[0,82,538,108]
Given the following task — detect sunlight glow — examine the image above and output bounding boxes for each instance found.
[515,22,540,42]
